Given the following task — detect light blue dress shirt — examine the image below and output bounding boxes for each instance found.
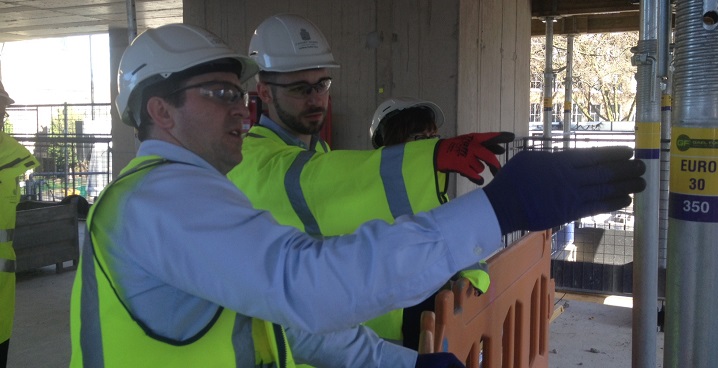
[102,139,502,367]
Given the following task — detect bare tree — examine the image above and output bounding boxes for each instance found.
[531,32,638,124]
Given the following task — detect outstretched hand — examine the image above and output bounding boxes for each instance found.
[483,146,646,234]
[436,132,515,185]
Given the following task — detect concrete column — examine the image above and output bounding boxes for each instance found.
[108,27,137,180]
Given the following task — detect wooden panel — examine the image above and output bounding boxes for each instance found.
[328,1,376,150]
[500,0,518,136]
[457,0,481,196]
[531,13,643,36]
[479,0,502,132]
[419,0,459,141]
[14,201,79,273]
[182,0,529,162]
[531,0,638,17]
[514,0,531,137]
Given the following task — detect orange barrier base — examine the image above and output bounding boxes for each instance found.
[419,230,555,368]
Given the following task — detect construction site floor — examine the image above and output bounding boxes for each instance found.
[8,265,666,368]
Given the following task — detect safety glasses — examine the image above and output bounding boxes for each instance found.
[167,81,249,107]
[264,77,332,99]
[411,133,441,141]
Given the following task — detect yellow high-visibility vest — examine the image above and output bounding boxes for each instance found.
[70,156,295,367]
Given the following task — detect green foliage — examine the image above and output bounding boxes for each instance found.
[42,106,79,174]
[531,32,639,123]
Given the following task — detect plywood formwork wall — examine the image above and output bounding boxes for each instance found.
[183,0,530,195]
[456,0,531,196]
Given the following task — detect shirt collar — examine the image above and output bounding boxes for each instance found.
[137,139,218,173]
[258,114,323,151]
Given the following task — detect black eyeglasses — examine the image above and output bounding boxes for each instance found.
[167,81,249,107]
[264,77,332,99]
[411,134,441,141]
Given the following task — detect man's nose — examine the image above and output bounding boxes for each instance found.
[230,103,250,119]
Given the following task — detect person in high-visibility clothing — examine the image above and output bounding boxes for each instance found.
[69,22,647,368]
[369,96,501,350]
[227,14,512,354]
[0,80,39,368]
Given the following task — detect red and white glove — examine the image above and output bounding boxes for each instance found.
[435,132,515,185]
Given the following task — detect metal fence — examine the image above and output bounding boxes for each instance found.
[8,107,651,296]
[513,131,656,296]
[7,103,113,203]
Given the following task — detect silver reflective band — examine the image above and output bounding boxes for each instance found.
[0,258,16,272]
[0,229,12,242]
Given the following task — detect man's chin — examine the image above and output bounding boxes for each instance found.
[303,122,324,135]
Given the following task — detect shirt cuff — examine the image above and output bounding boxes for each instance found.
[430,189,503,268]
[378,341,418,368]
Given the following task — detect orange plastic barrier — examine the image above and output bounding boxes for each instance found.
[419,230,555,368]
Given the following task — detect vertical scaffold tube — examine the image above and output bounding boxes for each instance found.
[542,17,554,142]
[664,0,718,365]
[632,0,661,366]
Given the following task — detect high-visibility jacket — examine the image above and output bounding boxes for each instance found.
[70,156,295,368]
[227,122,450,344]
[0,132,38,344]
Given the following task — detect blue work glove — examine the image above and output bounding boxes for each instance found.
[483,146,646,234]
[436,132,516,185]
[416,352,466,368]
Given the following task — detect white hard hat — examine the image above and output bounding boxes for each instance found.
[370,97,445,148]
[0,80,14,105]
[248,14,340,72]
[116,23,259,127]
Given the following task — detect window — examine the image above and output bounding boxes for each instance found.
[589,104,601,121]
[529,103,542,122]
[530,74,542,90]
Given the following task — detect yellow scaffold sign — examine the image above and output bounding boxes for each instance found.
[670,127,718,222]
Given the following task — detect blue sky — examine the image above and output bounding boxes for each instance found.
[1,34,111,105]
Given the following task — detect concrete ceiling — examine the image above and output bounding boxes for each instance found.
[0,0,647,45]
[0,0,182,43]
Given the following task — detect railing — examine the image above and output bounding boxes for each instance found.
[7,103,113,203]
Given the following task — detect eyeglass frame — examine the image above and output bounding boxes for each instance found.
[410,133,441,141]
[263,77,332,99]
[166,81,249,107]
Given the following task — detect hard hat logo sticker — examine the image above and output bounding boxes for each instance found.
[296,28,319,50]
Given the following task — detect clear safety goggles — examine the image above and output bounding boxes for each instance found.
[168,81,249,107]
[265,77,332,99]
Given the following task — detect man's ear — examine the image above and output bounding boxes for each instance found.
[256,82,273,104]
[146,96,174,129]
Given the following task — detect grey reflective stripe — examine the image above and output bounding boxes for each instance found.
[232,315,256,367]
[246,132,265,139]
[0,229,12,243]
[380,145,413,218]
[80,230,105,367]
[0,258,15,273]
[285,151,321,237]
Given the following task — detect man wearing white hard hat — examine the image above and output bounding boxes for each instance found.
[0,80,38,368]
[68,21,646,368]
[227,13,528,367]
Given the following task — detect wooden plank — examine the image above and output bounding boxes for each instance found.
[514,0,531,137]
[329,1,376,150]
[419,0,459,141]
[457,0,480,196]
[478,0,502,132]
[500,0,518,135]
